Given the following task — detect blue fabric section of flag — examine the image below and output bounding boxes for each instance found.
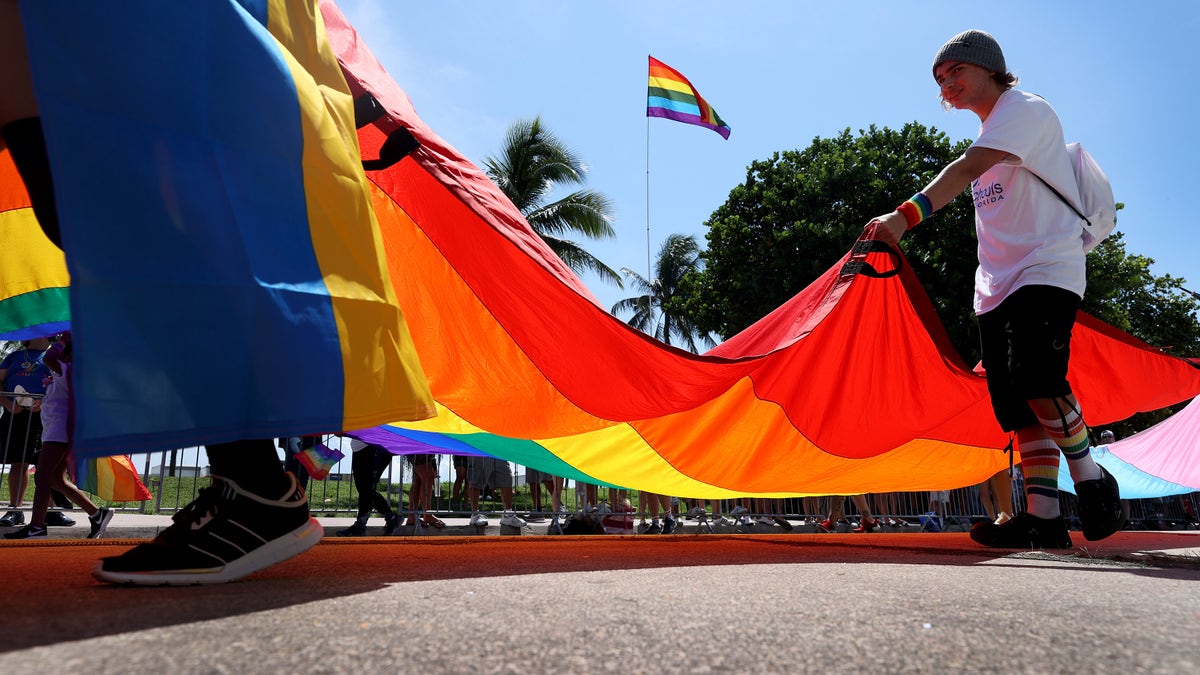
[1056,450,1196,498]
[1,320,70,342]
[73,456,96,496]
[647,95,702,117]
[20,2,345,455]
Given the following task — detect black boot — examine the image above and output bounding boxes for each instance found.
[336,518,368,537]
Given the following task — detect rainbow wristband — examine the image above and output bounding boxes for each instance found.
[896,192,933,230]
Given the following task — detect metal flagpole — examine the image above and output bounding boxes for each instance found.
[646,117,652,283]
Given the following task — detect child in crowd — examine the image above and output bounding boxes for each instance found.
[3,333,112,539]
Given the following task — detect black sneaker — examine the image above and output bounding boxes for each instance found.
[644,522,662,534]
[382,513,401,536]
[0,510,25,527]
[772,517,794,532]
[336,521,367,537]
[92,473,321,585]
[88,507,114,539]
[969,512,1073,549]
[1075,466,1124,541]
[661,517,678,534]
[44,510,76,527]
[2,524,47,539]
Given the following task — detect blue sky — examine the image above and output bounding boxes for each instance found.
[340,0,1200,319]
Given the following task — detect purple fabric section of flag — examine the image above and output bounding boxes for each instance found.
[646,107,731,139]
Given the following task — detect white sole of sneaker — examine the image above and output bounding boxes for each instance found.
[91,517,324,586]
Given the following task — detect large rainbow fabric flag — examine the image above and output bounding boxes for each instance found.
[323,3,1200,497]
[10,0,434,455]
[4,1,1199,498]
[647,56,731,139]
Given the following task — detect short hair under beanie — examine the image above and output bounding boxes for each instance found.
[932,29,1006,78]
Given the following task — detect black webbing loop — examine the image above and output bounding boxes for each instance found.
[354,92,420,171]
[361,128,420,171]
[353,92,386,129]
[839,239,903,278]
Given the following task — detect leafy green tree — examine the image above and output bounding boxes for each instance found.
[681,123,980,358]
[612,233,716,352]
[484,116,621,286]
[682,123,1200,374]
[1081,233,1200,434]
[1081,233,1200,357]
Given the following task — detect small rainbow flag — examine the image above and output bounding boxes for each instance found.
[75,455,152,502]
[647,56,731,139]
[296,442,345,481]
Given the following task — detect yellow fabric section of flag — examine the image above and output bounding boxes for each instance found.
[0,205,66,303]
[265,0,434,426]
[648,74,695,96]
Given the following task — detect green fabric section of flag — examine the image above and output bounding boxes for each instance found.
[0,287,69,339]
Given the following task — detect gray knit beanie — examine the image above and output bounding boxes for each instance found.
[932,30,1006,78]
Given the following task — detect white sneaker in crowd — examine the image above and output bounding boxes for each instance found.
[469,512,489,527]
[499,512,527,528]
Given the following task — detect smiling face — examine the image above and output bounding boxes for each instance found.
[934,60,1004,119]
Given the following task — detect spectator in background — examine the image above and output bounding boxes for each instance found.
[817,495,880,533]
[278,435,318,494]
[467,457,526,529]
[638,491,676,534]
[525,466,564,523]
[405,453,443,529]
[1,337,51,527]
[449,454,470,511]
[336,440,400,537]
[3,333,112,540]
[978,469,1015,526]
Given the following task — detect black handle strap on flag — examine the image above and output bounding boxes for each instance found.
[354,92,420,171]
[839,239,903,279]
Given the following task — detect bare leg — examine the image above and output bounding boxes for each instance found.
[31,442,98,526]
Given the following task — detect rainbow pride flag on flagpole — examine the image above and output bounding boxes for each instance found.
[647,56,731,139]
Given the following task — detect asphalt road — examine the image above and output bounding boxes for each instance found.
[0,531,1197,673]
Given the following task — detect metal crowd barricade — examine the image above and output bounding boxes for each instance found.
[4,416,1200,533]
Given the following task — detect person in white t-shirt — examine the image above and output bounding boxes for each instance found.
[869,29,1123,549]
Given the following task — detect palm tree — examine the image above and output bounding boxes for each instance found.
[611,233,717,352]
[484,117,621,286]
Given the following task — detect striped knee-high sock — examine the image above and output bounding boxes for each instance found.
[1018,438,1062,518]
[1037,403,1102,484]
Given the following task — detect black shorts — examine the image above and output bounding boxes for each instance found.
[978,285,1080,432]
[0,409,41,465]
